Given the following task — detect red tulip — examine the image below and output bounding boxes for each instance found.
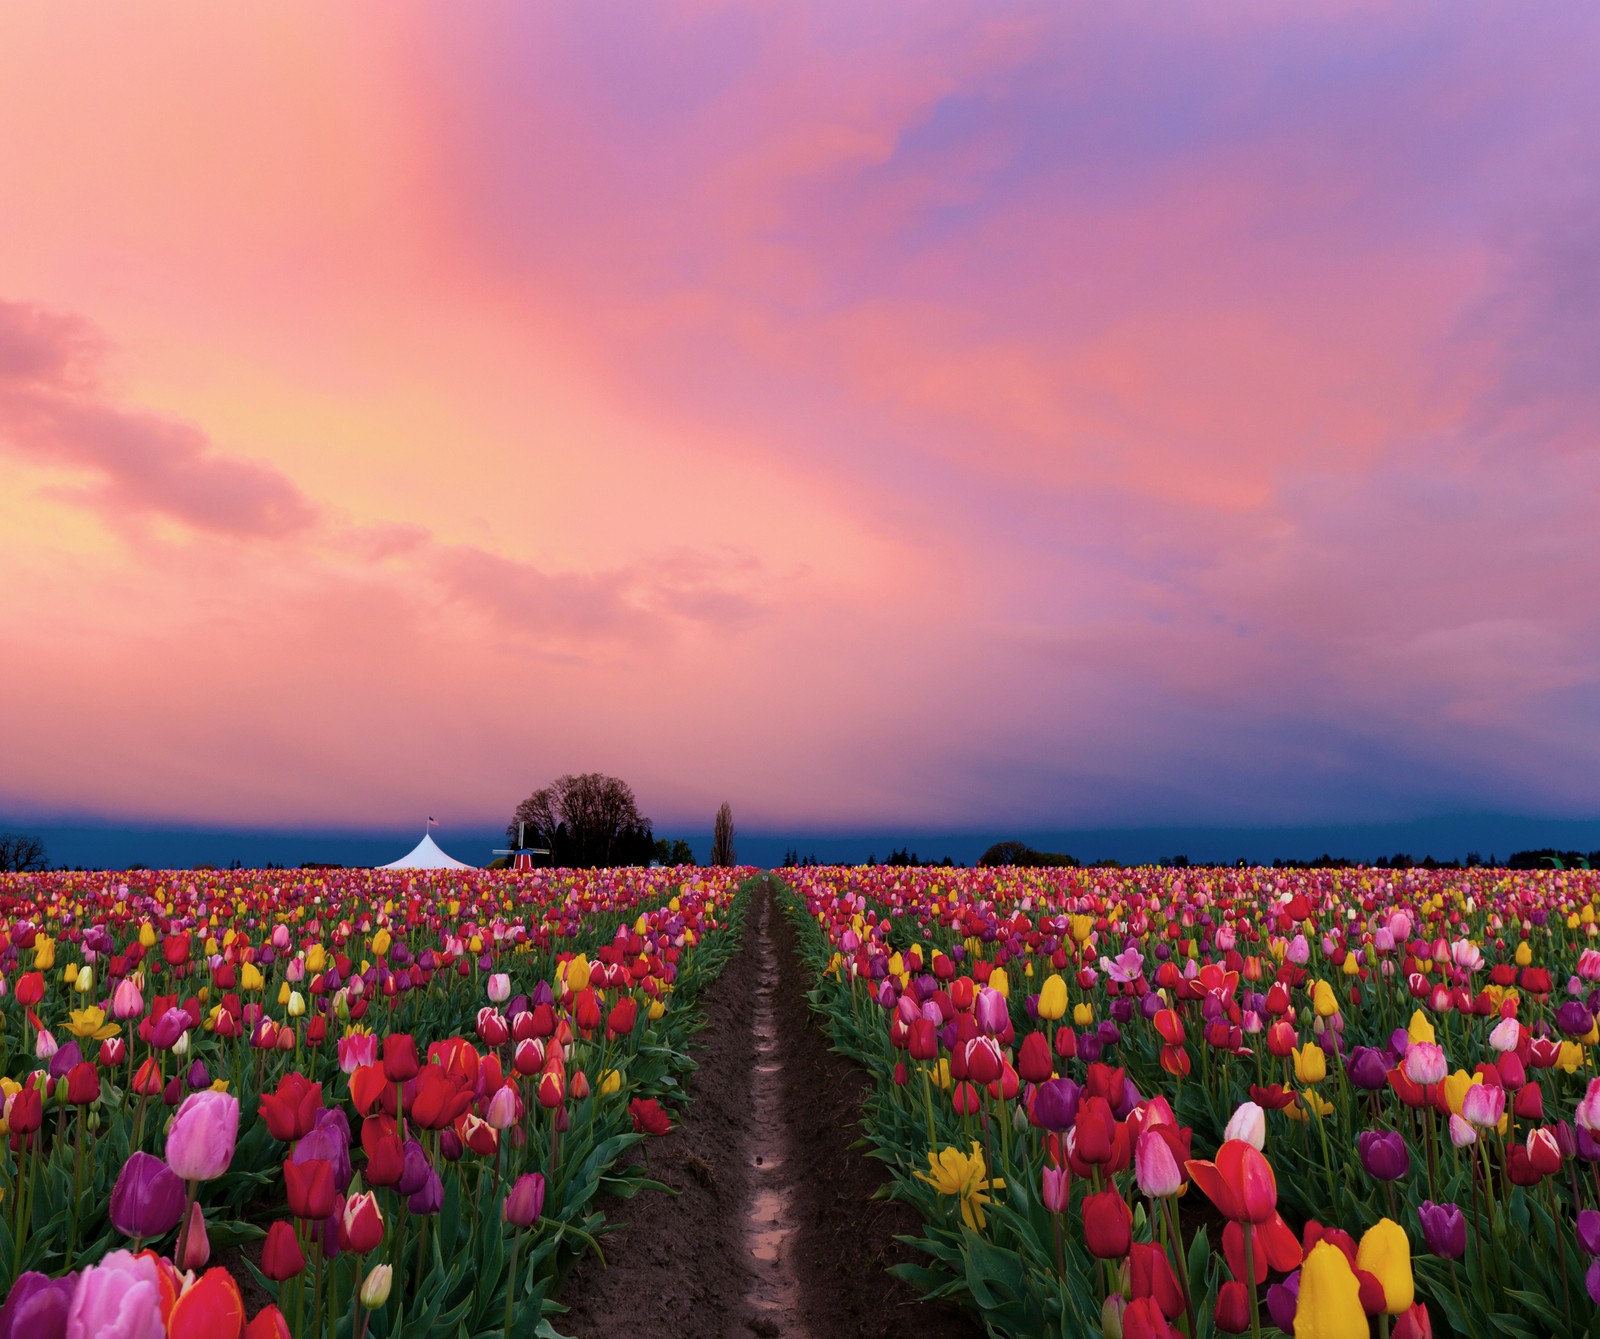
[245,1306,293,1339]
[166,1266,243,1339]
[629,1097,671,1136]
[339,1192,384,1253]
[606,998,638,1039]
[1129,1241,1184,1320]
[65,1061,101,1106]
[1123,1296,1178,1339]
[261,1220,306,1281]
[1082,1188,1132,1259]
[1214,1280,1251,1334]
[284,1157,337,1220]
[382,1034,419,1083]
[1185,1140,1278,1223]
[1016,1032,1053,1084]
[259,1073,322,1142]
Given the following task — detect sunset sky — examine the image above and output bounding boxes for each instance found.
[3,2,1598,843]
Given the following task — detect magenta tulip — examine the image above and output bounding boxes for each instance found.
[165,1090,239,1182]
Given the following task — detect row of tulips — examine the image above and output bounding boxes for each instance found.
[777,864,1600,1338]
[0,866,755,1337]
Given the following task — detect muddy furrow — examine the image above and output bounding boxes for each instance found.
[562,882,978,1339]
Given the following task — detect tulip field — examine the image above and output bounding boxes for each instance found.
[778,865,1600,1339]
[0,866,749,1339]
[3,863,1600,1338]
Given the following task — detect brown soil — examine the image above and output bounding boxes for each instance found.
[768,887,982,1339]
[559,880,981,1339]
[558,888,762,1338]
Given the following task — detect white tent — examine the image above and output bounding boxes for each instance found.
[378,832,474,870]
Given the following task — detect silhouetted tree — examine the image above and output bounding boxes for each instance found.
[507,774,654,868]
[710,802,736,867]
[978,841,1078,868]
[0,833,48,873]
[653,837,696,866]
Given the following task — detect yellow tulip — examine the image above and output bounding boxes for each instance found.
[240,963,265,992]
[1037,974,1068,1022]
[1070,915,1094,945]
[1357,1218,1413,1315]
[306,945,327,973]
[371,929,392,958]
[1406,1010,1435,1046]
[1556,1040,1584,1073]
[1293,1042,1327,1085]
[1311,981,1338,1017]
[989,967,1010,999]
[287,991,306,1018]
[598,1069,622,1097]
[1073,1002,1095,1027]
[64,1006,119,1042]
[916,1142,1004,1230]
[564,956,592,993]
[648,999,665,1021]
[1295,1241,1368,1339]
[33,938,55,970]
[139,923,158,949]
[1514,940,1532,967]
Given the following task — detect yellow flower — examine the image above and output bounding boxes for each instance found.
[1311,981,1338,1017]
[305,945,327,973]
[239,963,265,992]
[33,938,55,970]
[563,956,592,993]
[1292,1042,1327,1085]
[1037,974,1068,1022]
[1295,1241,1368,1339]
[916,1142,1004,1230]
[648,999,665,1021]
[64,1007,119,1042]
[1300,1090,1334,1119]
[1440,1070,1481,1117]
[1406,1010,1435,1046]
[988,967,1010,999]
[1556,1040,1584,1073]
[1514,940,1532,967]
[1073,1002,1095,1026]
[1357,1218,1414,1315]
[1070,915,1094,945]
[139,923,158,949]
[598,1069,622,1097]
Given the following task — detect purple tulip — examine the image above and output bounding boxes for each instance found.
[1418,1200,1466,1259]
[408,1165,444,1215]
[1032,1077,1082,1132]
[1579,1209,1600,1257]
[294,1121,353,1193]
[48,1041,83,1083]
[1557,1001,1595,1037]
[397,1139,431,1198]
[503,1172,546,1226]
[63,1250,164,1339]
[109,1152,186,1239]
[0,1271,74,1339]
[1265,1270,1300,1333]
[1589,1259,1600,1306]
[1357,1130,1410,1182]
[165,1090,239,1182]
[1346,1047,1389,1091]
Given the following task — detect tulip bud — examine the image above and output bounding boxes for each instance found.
[360,1264,392,1309]
[178,1200,211,1270]
[1223,1101,1266,1150]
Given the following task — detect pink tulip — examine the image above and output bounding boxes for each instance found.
[166,1090,239,1181]
[1462,1083,1505,1130]
[65,1249,165,1339]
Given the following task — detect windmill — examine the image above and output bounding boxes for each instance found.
[493,822,550,871]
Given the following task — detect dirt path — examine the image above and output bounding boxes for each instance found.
[560,881,981,1339]
[768,886,982,1339]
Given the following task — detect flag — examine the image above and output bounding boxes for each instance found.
[427,816,438,827]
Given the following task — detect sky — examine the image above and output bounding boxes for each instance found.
[3,2,1599,850]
